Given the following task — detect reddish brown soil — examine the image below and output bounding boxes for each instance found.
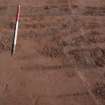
[0,0,105,105]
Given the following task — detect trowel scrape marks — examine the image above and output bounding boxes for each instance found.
[70,0,105,16]
[64,47,105,68]
[68,0,105,16]
[70,0,105,9]
[17,16,71,61]
[72,6,105,16]
[68,34,105,47]
[21,5,70,16]
[39,45,64,58]
[0,16,71,34]
[63,15,105,68]
[83,7,105,16]
[21,16,71,31]
[0,0,69,7]
[19,16,71,45]
[69,16,105,44]
[0,0,70,17]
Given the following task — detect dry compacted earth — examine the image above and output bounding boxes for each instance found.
[0,0,105,105]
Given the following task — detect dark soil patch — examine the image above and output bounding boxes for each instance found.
[92,82,105,99]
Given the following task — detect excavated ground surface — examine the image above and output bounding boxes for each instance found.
[0,0,105,105]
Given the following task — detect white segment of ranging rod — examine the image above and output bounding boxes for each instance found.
[12,4,20,55]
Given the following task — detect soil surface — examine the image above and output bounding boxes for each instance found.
[0,0,105,105]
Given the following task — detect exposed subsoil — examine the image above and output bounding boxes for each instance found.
[0,0,105,105]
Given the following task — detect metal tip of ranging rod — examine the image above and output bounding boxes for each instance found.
[11,4,20,56]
